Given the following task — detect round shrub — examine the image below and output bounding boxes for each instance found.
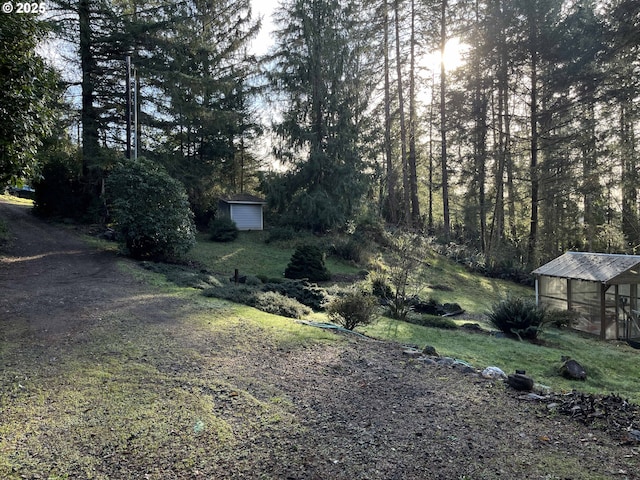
[106,158,196,260]
[488,296,546,340]
[209,217,239,242]
[327,288,379,330]
[284,244,331,282]
[253,291,311,319]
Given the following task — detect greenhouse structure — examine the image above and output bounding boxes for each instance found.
[533,252,640,341]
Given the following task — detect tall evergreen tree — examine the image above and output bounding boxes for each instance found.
[0,14,60,184]
[266,0,372,231]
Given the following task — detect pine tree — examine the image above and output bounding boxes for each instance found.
[266,0,373,232]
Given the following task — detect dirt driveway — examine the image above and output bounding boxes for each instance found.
[1,198,639,480]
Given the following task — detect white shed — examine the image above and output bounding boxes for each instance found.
[218,194,267,231]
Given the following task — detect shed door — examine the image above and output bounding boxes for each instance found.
[230,204,262,230]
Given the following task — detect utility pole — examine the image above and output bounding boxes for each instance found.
[125,55,138,160]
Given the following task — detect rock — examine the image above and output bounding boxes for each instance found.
[420,358,437,365]
[560,358,587,381]
[482,366,507,379]
[422,345,439,357]
[507,373,534,391]
[437,357,455,366]
[623,429,640,444]
[402,348,423,358]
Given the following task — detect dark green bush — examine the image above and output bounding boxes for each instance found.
[327,289,379,330]
[202,284,256,305]
[265,226,297,244]
[263,280,329,311]
[488,296,546,340]
[106,158,196,260]
[209,216,239,242]
[284,244,331,282]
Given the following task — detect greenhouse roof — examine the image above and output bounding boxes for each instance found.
[532,252,640,284]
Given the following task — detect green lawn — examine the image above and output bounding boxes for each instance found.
[187,231,362,280]
[362,316,640,404]
[184,231,640,404]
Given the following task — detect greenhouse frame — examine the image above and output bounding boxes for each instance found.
[533,252,640,340]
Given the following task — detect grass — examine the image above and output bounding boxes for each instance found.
[0,285,338,479]
[188,231,362,280]
[186,231,640,403]
[362,316,640,403]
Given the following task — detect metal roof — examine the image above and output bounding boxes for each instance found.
[219,194,266,204]
[532,251,640,284]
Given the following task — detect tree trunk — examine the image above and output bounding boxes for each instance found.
[394,0,410,224]
[408,0,420,227]
[526,7,539,267]
[383,0,398,224]
[440,0,450,237]
[79,0,99,175]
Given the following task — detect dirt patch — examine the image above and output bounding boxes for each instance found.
[1,198,639,479]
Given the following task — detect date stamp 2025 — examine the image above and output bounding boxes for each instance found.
[2,2,46,14]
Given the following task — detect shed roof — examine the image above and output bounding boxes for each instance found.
[532,251,640,284]
[220,194,266,204]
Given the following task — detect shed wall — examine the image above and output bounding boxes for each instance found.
[230,204,263,230]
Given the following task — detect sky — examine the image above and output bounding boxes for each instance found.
[250,0,279,56]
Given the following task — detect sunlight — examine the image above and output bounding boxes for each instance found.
[421,37,469,73]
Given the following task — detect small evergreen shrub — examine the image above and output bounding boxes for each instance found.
[327,288,379,330]
[202,285,310,318]
[263,280,329,311]
[107,158,196,260]
[253,291,311,319]
[209,217,239,242]
[202,284,256,305]
[488,296,546,340]
[284,244,331,282]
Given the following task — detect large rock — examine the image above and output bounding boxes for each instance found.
[507,372,534,391]
[560,358,587,381]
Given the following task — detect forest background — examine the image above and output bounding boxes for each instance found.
[1,0,639,271]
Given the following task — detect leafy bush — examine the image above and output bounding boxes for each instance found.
[209,216,239,242]
[106,158,196,260]
[263,280,329,311]
[327,288,379,330]
[284,244,331,282]
[265,226,297,244]
[253,291,311,319]
[488,296,546,340]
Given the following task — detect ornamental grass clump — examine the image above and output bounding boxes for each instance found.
[488,296,546,341]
